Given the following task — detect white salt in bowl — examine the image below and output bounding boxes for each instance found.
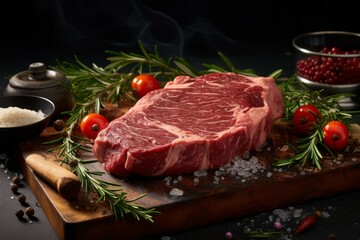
[0,95,55,144]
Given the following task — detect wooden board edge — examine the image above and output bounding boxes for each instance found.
[20,155,360,240]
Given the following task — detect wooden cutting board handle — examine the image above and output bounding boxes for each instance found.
[25,154,81,200]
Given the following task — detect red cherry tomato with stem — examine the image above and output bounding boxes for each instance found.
[80,113,109,140]
[322,120,349,151]
[293,104,322,135]
[132,74,160,97]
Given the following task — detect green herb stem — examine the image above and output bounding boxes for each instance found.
[244,230,285,238]
[274,75,356,169]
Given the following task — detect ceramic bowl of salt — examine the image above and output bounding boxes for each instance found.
[0,95,55,143]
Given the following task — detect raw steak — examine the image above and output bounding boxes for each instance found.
[93,73,283,177]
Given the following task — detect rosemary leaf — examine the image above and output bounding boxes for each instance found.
[174,60,197,77]
[218,51,236,71]
[202,63,229,73]
[268,69,283,79]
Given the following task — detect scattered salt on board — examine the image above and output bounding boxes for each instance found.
[169,188,184,197]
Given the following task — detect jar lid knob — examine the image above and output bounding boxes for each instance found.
[28,62,47,80]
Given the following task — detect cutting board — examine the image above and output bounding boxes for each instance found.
[16,121,360,240]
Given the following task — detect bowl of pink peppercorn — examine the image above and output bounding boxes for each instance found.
[293,31,360,110]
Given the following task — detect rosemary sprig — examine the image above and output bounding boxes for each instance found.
[274,124,325,169]
[49,41,270,221]
[274,75,355,169]
[46,122,158,221]
[244,230,285,238]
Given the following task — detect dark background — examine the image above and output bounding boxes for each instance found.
[1,0,358,81]
[0,1,359,239]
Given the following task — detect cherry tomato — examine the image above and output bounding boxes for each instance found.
[132,74,160,97]
[80,113,109,140]
[322,120,349,151]
[293,104,322,135]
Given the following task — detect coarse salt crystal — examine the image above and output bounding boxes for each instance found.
[213,176,220,184]
[169,188,184,197]
[273,209,291,221]
[193,177,199,185]
[194,170,208,177]
[215,170,224,176]
[164,176,172,185]
[321,211,331,218]
[293,209,302,218]
[242,151,250,159]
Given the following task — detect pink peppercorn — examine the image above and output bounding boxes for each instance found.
[273,221,282,230]
[225,231,233,239]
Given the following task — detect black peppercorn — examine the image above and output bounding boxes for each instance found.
[69,160,78,168]
[53,119,66,131]
[15,209,24,218]
[328,233,337,240]
[12,176,21,185]
[10,183,19,193]
[25,207,35,217]
[18,194,26,204]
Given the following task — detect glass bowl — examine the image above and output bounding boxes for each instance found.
[292,31,360,110]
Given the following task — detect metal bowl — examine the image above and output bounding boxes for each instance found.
[0,95,55,144]
[297,75,360,110]
[292,31,360,110]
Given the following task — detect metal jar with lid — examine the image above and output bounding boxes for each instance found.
[3,62,73,116]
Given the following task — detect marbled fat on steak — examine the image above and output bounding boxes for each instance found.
[93,73,284,177]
